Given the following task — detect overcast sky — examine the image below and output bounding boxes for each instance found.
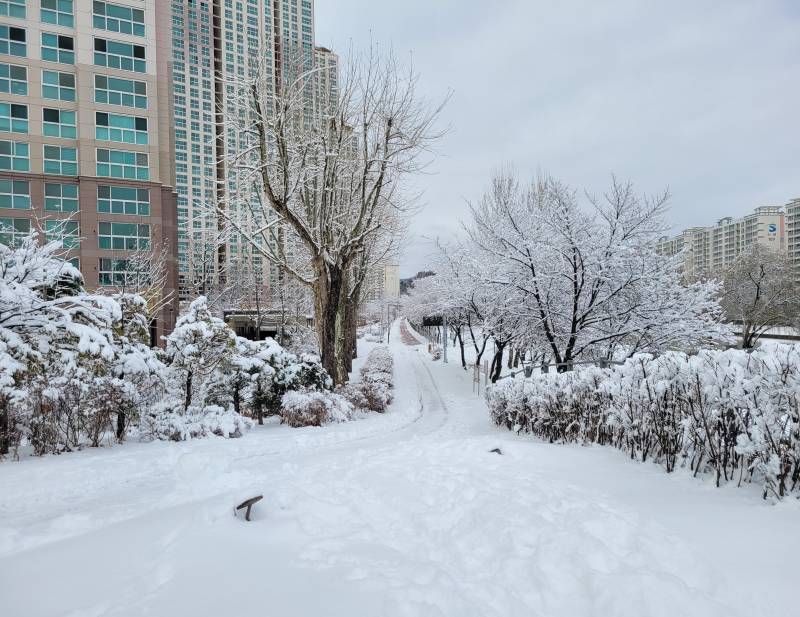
[316,0,800,278]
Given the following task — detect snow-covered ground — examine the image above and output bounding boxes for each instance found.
[0,320,797,617]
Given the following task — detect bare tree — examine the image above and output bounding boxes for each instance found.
[720,245,799,348]
[221,45,446,383]
[105,243,173,318]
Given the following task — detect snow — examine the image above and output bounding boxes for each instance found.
[0,320,797,617]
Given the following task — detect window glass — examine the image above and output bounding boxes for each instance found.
[0,62,26,94]
[42,70,75,101]
[44,182,79,212]
[0,178,29,209]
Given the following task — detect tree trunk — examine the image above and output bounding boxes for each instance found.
[455,327,466,369]
[742,322,755,349]
[312,261,350,385]
[334,294,352,385]
[0,399,9,456]
[344,299,357,373]
[115,412,126,441]
[490,342,506,383]
[184,370,193,412]
[233,380,241,414]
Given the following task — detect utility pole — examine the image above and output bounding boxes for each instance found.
[442,315,448,363]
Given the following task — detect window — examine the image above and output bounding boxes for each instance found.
[44,182,78,212]
[0,216,29,246]
[43,144,78,175]
[97,184,149,215]
[98,257,150,286]
[98,221,149,250]
[95,111,147,145]
[41,33,74,64]
[42,70,75,101]
[0,179,29,209]
[94,38,145,73]
[96,148,148,180]
[93,2,145,37]
[45,219,79,248]
[0,101,27,133]
[0,62,26,94]
[94,74,146,108]
[0,25,26,57]
[43,108,76,138]
[0,139,28,170]
[0,1,25,19]
[41,0,74,27]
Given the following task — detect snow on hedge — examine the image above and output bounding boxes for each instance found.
[358,346,395,412]
[487,344,800,500]
[140,404,254,441]
[278,346,396,426]
[280,389,355,427]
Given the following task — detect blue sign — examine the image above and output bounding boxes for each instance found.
[768,224,777,234]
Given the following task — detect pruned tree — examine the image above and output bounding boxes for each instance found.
[220,44,446,384]
[720,245,799,348]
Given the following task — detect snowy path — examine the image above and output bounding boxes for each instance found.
[0,320,797,617]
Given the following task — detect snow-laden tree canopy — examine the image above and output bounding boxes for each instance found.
[406,170,731,370]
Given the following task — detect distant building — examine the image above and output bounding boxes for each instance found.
[383,264,400,300]
[364,263,401,302]
[313,46,339,117]
[787,198,800,283]
[658,206,787,278]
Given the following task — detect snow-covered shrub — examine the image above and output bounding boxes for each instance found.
[487,344,800,500]
[140,403,253,441]
[163,296,237,412]
[0,234,122,458]
[358,346,395,412]
[258,348,331,416]
[335,383,370,411]
[279,389,354,427]
[361,346,394,384]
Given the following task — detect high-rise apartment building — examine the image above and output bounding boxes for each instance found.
[0,0,180,339]
[787,198,800,283]
[169,0,324,301]
[658,206,787,278]
[364,263,401,303]
[313,45,338,115]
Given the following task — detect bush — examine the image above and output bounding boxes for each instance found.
[140,403,253,442]
[360,381,392,413]
[361,346,393,382]
[279,389,354,427]
[487,344,800,501]
[358,346,395,412]
[335,383,370,411]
